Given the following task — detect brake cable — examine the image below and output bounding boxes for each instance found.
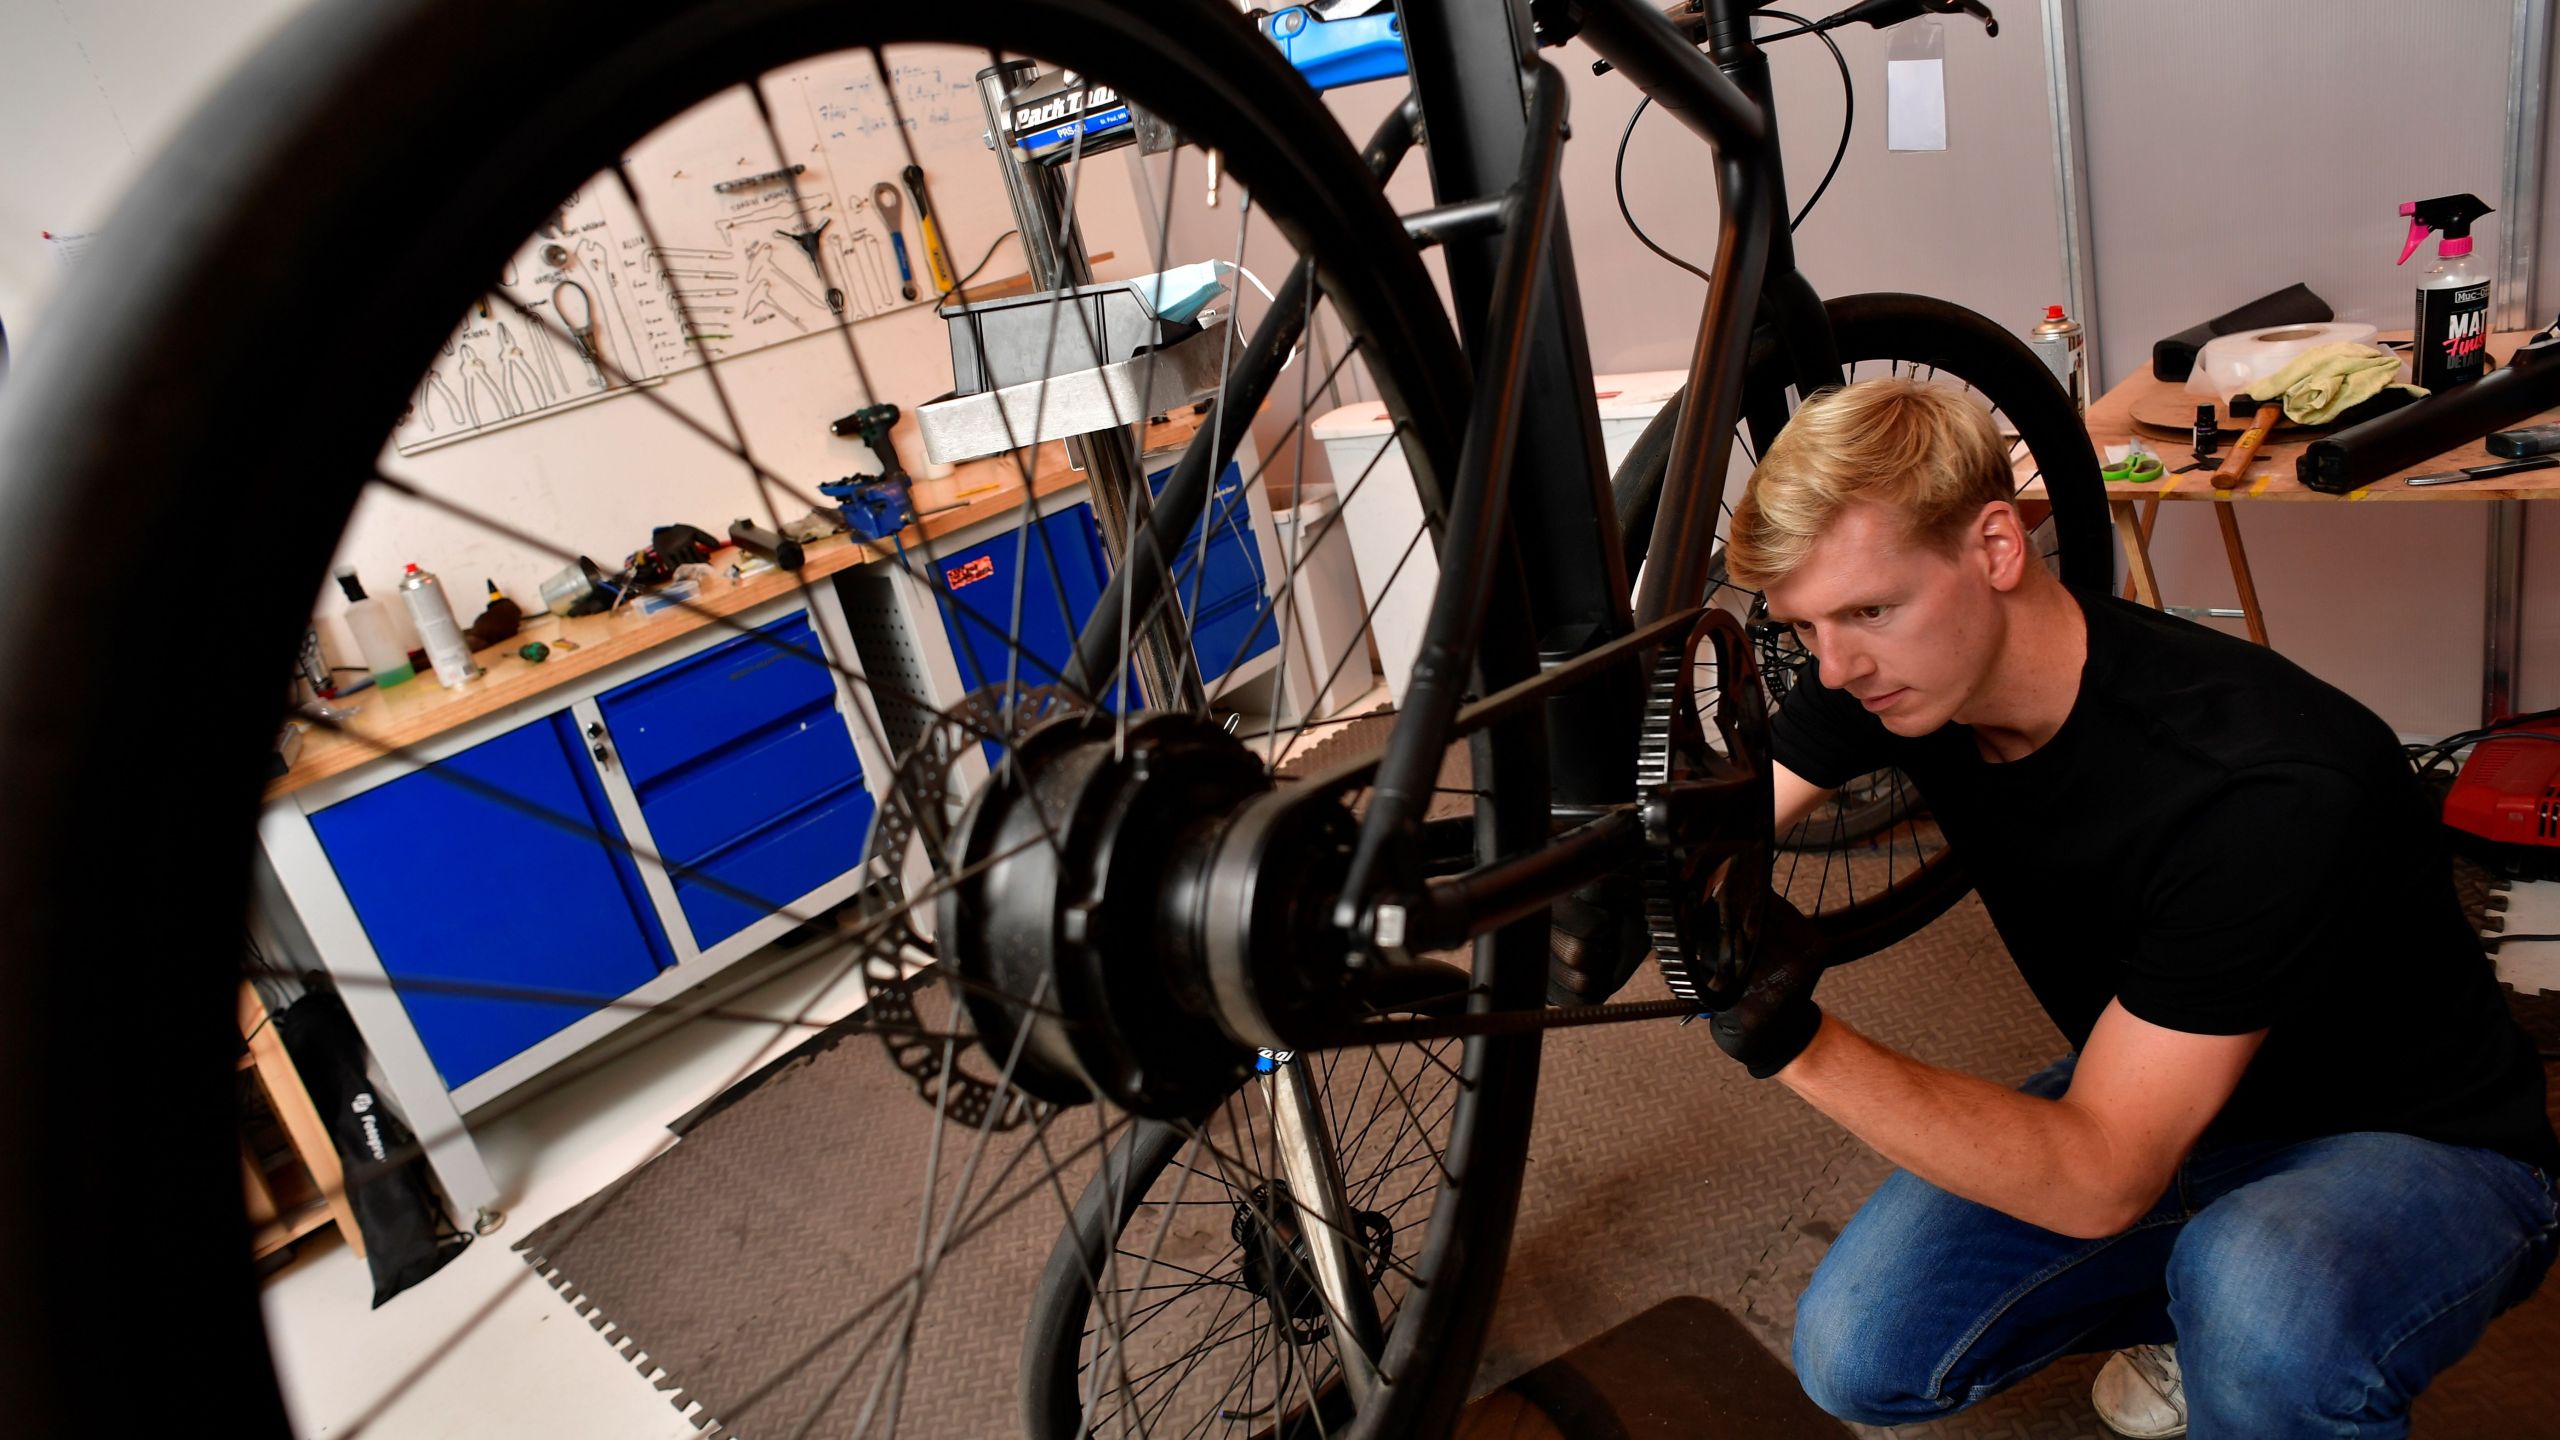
[1610,9,1855,283]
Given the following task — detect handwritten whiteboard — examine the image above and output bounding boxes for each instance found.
[396,47,1011,454]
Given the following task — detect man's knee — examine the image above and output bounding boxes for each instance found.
[2166,1192,2389,1426]
[1793,1264,1933,1423]
[1792,1240,1968,1424]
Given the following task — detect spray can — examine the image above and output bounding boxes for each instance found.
[2029,304,2089,413]
[2398,193,2496,390]
[399,563,478,688]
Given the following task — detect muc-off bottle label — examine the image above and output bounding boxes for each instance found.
[2418,281,2493,389]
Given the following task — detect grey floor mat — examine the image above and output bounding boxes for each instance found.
[515,731,2560,1437]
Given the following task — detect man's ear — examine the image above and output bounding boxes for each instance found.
[1976,501,2031,592]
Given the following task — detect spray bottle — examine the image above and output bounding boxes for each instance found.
[398,563,479,689]
[2398,193,2496,390]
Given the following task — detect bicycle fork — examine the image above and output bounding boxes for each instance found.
[1262,1056,1387,1402]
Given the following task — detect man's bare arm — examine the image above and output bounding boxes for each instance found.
[1774,1001,2264,1238]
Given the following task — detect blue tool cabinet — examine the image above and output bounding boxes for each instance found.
[277,602,884,1109]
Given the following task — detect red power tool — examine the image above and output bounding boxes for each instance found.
[2444,717,2560,877]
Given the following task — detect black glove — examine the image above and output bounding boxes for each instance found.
[1706,904,1828,1078]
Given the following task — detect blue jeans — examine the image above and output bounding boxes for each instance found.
[1792,1055,2560,1437]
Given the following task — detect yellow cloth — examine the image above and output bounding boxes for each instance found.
[2240,342,2426,425]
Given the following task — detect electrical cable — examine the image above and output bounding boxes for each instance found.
[1613,99,1710,284]
[1760,11,1854,230]
[930,228,1022,314]
[1609,11,1855,284]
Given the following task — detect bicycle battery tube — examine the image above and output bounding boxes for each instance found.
[2297,333,2560,493]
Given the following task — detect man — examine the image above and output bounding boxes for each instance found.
[1706,377,2560,1438]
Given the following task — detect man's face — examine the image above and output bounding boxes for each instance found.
[1759,501,2007,737]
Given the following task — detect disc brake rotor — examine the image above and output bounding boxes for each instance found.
[854,685,1083,1132]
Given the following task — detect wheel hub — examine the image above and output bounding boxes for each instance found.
[937,711,1354,1118]
[1231,1180,1394,1346]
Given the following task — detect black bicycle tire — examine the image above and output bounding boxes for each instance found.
[1611,292,2109,960]
[0,2,1553,1434]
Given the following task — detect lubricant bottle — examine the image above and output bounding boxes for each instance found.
[335,567,416,687]
[398,562,479,688]
[2398,193,2496,389]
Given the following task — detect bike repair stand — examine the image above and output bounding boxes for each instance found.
[967,59,1202,714]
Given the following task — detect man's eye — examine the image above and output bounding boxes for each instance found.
[1856,605,1888,622]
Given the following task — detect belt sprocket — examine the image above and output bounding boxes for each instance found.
[1639,609,1774,1009]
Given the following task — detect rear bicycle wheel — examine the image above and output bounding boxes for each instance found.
[0,2,1553,1435]
[1614,292,2110,960]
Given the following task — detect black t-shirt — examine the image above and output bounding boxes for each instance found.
[1773,589,2560,1175]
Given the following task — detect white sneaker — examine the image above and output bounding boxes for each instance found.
[2092,1343,2187,1438]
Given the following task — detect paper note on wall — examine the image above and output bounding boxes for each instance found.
[1886,18,1947,152]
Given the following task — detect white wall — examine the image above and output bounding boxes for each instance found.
[2,1,1170,662]
[0,0,308,341]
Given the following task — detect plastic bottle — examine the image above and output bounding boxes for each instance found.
[398,563,478,689]
[334,568,416,687]
[2029,304,2088,413]
[2398,193,2496,390]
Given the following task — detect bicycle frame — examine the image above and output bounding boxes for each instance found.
[1333,0,1842,956]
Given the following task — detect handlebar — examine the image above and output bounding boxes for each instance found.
[1833,0,1997,37]
[1581,0,1995,75]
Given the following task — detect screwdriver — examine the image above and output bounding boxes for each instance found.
[902,164,956,296]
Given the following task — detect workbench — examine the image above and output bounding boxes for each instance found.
[255,417,1296,1230]
[2085,331,2560,723]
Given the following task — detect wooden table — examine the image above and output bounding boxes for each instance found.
[2080,331,2560,723]
[276,414,1202,799]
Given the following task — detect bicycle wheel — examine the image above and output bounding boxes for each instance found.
[1021,1009,1468,1438]
[1613,292,2110,960]
[0,2,1554,1435]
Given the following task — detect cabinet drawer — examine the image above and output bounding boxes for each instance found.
[627,708,864,869]
[935,506,1107,696]
[596,611,837,786]
[671,781,875,949]
[1138,460,1276,683]
[1186,584,1279,683]
[307,715,672,1089]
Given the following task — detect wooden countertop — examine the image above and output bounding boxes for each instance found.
[2081,330,2560,503]
[274,415,1202,801]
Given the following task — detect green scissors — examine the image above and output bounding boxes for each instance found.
[2102,447,2165,484]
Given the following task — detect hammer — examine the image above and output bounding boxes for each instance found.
[2213,392,2285,490]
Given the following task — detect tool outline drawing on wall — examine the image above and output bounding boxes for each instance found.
[552,279,609,390]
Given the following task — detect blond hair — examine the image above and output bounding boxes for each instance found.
[1723,377,2015,590]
